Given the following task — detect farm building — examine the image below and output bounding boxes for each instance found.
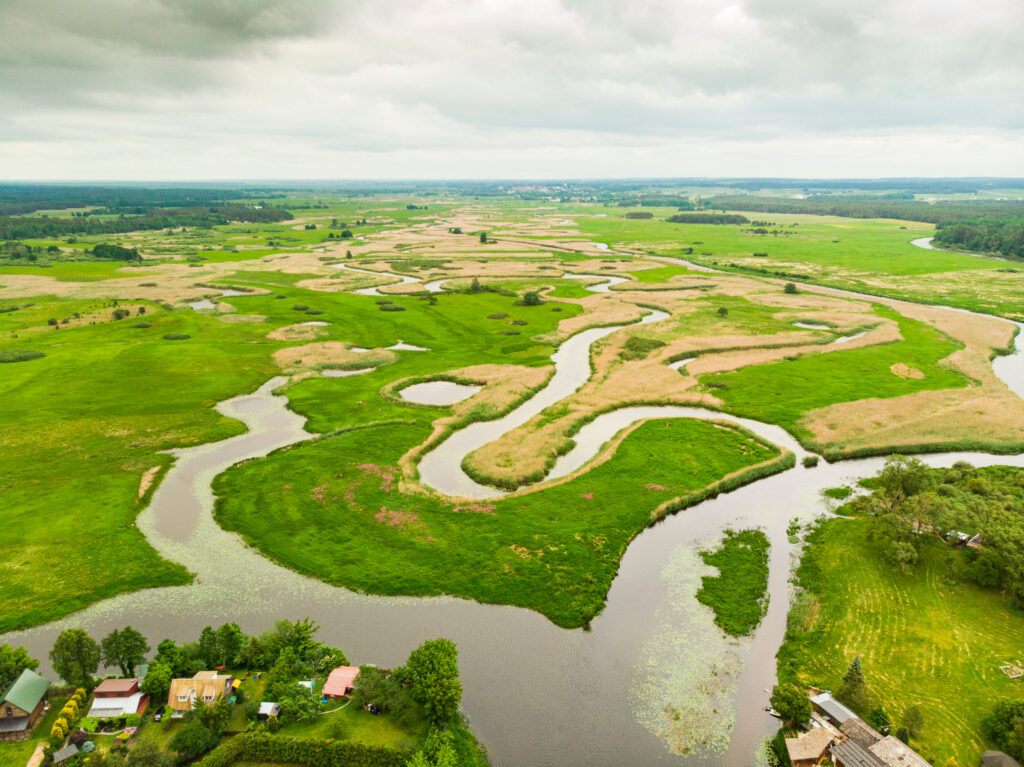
[87,678,150,718]
[167,671,234,715]
[810,691,857,726]
[323,666,360,699]
[0,668,50,742]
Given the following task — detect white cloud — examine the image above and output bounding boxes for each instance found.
[1,0,1022,178]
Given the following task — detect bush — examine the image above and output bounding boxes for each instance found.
[487,313,509,320]
[243,699,260,722]
[0,349,45,363]
[784,282,799,294]
[305,309,325,315]
[292,304,309,311]
[380,305,406,312]
[519,291,542,306]
[802,456,820,468]
[162,333,190,340]
[80,717,99,733]
[132,322,151,328]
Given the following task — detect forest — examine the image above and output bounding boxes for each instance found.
[933,216,1024,259]
[708,194,1024,224]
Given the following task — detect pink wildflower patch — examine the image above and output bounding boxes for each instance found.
[374,507,424,535]
[310,484,329,504]
[452,503,496,515]
[580,492,593,500]
[645,483,666,491]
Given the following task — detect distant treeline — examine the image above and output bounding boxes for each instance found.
[667,213,749,225]
[707,195,1024,225]
[934,217,1024,259]
[0,185,289,216]
[0,204,292,240]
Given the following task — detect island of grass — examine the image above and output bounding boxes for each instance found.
[214,418,789,628]
[696,528,770,637]
[777,462,1024,766]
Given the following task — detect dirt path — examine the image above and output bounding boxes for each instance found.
[25,742,46,767]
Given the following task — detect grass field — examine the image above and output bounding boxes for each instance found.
[214,418,784,628]
[777,519,1024,766]
[701,306,968,447]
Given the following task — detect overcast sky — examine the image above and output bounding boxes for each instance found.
[2,0,1023,180]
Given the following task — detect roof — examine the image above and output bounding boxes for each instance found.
[94,678,140,695]
[87,692,147,719]
[53,745,80,764]
[259,702,279,715]
[811,692,857,724]
[842,717,885,749]
[0,668,50,714]
[868,736,932,767]
[322,666,360,697]
[785,727,835,761]
[167,672,232,711]
[0,717,30,734]
[833,739,886,767]
[984,752,1023,767]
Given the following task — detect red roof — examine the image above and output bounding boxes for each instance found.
[322,666,360,697]
[93,679,140,695]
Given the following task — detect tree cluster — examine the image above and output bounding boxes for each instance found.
[934,216,1024,259]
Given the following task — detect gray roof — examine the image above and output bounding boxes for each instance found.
[842,717,885,749]
[53,745,80,764]
[0,717,30,734]
[833,738,886,767]
[868,736,932,767]
[811,692,858,724]
[984,752,1023,767]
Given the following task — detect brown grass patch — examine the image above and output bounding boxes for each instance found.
[272,342,396,374]
[266,324,328,341]
[218,314,266,324]
[137,465,160,499]
[891,363,925,379]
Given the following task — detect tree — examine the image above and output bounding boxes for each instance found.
[521,291,542,307]
[837,655,870,713]
[402,639,463,726]
[216,623,245,667]
[770,683,811,727]
[122,741,173,767]
[479,231,487,244]
[409,728,458,767]
[784,282,799,294]
[168,718,216,758]
[198,626,220,667]
[50,629,100,688]
[866,705,891,734]
[717,307,728,317]
[903,704,924,739]
[895,725,911,744]
[193,694,233,736]
[140,662,174,704]
[0,644,39,692]
[101,627,150,677]
[878,455,931,509]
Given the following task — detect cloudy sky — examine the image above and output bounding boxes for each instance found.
[2,0,1023,180]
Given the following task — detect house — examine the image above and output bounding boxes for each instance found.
[842,717,886,749]
[785,727,836,767]
[52,744,80,764]
[322,666,360,699]
[257,702,279,721]
[87,678,150,719]
[867,735,932,767]
[833,738,885,767]
[167,671,234,715]
[0,669,51,742]
[810,691,857,726]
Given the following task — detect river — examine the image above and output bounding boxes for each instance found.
[3,254,1024,766]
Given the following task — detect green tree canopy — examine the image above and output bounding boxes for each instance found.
[0,644,39,692]
[101,626,150,677]
[50,628,100,688]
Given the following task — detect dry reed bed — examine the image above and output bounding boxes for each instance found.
[271,341,397,375]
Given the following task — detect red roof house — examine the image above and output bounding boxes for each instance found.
[322,667,360,699]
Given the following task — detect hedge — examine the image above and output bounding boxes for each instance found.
[197,733,410,767]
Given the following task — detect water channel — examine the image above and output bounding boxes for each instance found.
[4,251,1024,767]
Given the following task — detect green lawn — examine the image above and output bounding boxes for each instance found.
[778,519,1024,766]
[281,702,424,748]
[215,417,786,628]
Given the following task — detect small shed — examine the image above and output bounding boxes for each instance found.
[258,702,279,721]
[810,692,857,726]
[53,744,80,764]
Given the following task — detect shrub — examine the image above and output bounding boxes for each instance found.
[305,309,325,315]
[802,456,820,468]
[0,349,45,363]
[162,333,191,340]
[509,319,527,326]
[784,282,799,294]
[292,304,309,311]
[487,313,509,320]
[80,717,99,733]
[133,322,152,328]
[519,291,542,306]
[380,305,406,312]
[375,299,392,305]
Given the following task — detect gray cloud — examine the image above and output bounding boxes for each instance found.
[1,0,1022,178]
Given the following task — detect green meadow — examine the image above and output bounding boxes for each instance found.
[213,418,784,628]
[778,519,1024,766]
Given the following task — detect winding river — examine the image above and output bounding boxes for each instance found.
[4,253,1024,766]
